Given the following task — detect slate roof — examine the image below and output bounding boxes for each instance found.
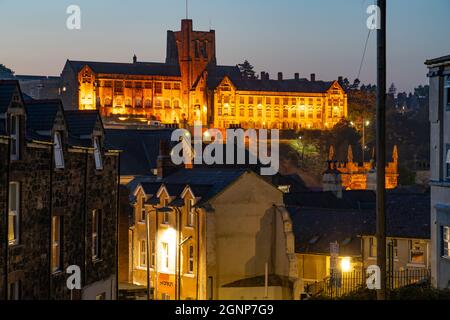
[288,192,431,256]
[25,100,61,132]
[138,168,247,204]
[65,110,101,137]
[284,190,376,210]
[206,65,242,90]
[67,60,181,77]
[104,129,175,176]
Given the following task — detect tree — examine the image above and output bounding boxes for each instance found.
[388,83,397,96]
[0,64,15,79]
[238,60,258,79]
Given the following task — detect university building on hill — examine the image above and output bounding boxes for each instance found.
[60,19,347,129]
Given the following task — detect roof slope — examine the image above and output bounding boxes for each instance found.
[67,60,181,77]
[288,192,430,256]
[65,110,100,137]
[105,129,175,176]
[0,80,18,113]
[25,100,61,132]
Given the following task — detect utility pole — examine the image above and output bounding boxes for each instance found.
[376,0,387,300]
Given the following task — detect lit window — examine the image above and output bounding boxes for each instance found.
[162,242,169,270]
[164,83,171,90]
[52,215,62,273]
[140,240,147,267]
[187,199,195,227]
[188,245,194,274]
[93,137,103,170]
[151,240,155,267]
[443,226,450,259]
[140,197,146,222]
[8,182,20,246]
[369,237,376,258]
[54,132,65,169]
[409,240,426,265]
[10,115,20,161]
[92,209,102,260]
[155,82,162,94]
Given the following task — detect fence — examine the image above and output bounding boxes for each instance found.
[306,268,431,298]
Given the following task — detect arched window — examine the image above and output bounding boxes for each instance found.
[125,98,132,107]
[248,106,254,117]
[104,97,112,107]
[239,106,245,117]
[173,100,180,109]
[155,100,162,108]
[135,98,142,108]
[164,100,171,109]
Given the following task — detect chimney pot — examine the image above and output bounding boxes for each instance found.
[133,54,137,63]
[278,72,283,81]
[295,73,299,80]
[310,73,316,82]
[261,71,266,80]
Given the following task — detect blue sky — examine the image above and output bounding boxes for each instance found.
[0,0,449,92]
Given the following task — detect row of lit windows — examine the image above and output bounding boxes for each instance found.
[99,81,181,92]
[99,97,181,109]
[217,106,342,119]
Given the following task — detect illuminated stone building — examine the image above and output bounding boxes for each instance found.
[60,19,347,129]
[323,145,399,192]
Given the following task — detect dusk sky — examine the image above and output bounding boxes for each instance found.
[1,0,449,93]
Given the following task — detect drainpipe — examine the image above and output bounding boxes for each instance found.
[4,136,11,300]
[48,144,54,299]
[115,153,121,300]
[196,208,200,300]
[82,150,88,290]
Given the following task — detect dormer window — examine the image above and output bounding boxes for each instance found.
[10,115,20,161]
[93,137,103,170]
[54,132,65,169]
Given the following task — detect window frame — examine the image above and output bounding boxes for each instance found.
[93,136,103,171]
[10,114,20,161]
[151,240,156,268]
[92,209,102,261]
[445,144,450,180]
[51,215,63,273]
[443,226,450,259]
[187,199,195,227]
[188,245,194,274]
[445,75,450,111]
[8,182,20,246]
[162,242,169,270]
[54,131,65,169]
[369,237,376,258]
[408,240,426,265]
[140,240,147,267]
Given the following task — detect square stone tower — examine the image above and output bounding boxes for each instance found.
[166,19,216,124]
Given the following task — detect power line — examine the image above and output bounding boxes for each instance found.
[357,29,372,81]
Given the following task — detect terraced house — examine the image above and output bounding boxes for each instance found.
[60,19,347,129]
[0,80,120,300]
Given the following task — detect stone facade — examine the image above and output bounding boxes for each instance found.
[0,80,119,300]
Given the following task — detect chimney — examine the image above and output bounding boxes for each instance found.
[310,73,316,82]
[278,72,283,81]
[133,54,137,63]
[338,76,343,83]
[265,73,270,80]
[261,71,266,80]
[157,140,178,180]
[294,73,300,81]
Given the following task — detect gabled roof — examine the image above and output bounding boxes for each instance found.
[65,110,101,137]
[206,65,241,90]
[66,60,181,77]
